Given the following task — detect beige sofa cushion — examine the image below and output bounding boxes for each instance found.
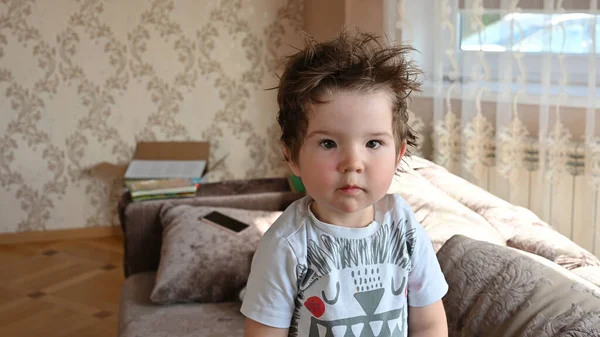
[507,224,600,270]
[417,163,600,270]
[572,266,600,288]
[389,167,506,252]
[151,205,281,303]
[438,235,600,337]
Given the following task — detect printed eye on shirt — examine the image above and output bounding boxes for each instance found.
[289,221,415,337]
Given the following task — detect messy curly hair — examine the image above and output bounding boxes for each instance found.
[277,29,420,164]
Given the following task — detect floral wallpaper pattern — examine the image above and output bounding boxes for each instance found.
[0,0,303,233]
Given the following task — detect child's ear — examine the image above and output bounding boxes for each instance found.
[283,146,302,177]
[396,140,407,168]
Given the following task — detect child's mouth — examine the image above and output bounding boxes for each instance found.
[340,185,362,195]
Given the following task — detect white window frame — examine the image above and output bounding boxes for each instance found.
[386,0,599,107]
[458,8,598,85]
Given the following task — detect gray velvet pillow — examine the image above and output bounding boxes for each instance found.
[438,235,600,337]
[151,204,282,304]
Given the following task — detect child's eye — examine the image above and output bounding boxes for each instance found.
[366,140,382,149]
[319,139,337,149]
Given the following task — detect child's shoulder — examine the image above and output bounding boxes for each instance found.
[378,193,421,228]
[262,195,312,241]
[379,193,413,214]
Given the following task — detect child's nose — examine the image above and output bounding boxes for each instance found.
[338,148,364,174]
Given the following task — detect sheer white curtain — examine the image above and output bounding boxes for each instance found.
[396,0,600,255]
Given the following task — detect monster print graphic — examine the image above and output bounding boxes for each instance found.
[289,221,417,337]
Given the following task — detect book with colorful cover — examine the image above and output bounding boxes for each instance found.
[125,178,201,198]
[131,191,197,202]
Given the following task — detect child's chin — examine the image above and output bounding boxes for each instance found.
[336,201,369,214]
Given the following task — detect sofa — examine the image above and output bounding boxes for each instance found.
[117,157,600,337]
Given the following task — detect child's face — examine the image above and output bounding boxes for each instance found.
[287,90,405,225]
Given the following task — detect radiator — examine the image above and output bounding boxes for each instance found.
[449,138,599,257]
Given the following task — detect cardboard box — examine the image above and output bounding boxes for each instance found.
[90,141,210,180]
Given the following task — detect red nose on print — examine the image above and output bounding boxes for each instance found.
[304,296,325,317]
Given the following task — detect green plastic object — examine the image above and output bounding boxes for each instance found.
[288,175,305,193]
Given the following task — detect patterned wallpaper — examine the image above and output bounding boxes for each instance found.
[0,0,304,233]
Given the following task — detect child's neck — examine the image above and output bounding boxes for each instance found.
[310,202,374,228]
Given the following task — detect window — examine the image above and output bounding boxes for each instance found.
[391,0,600,90]
[461,12,599,54]
[458,10,599,85]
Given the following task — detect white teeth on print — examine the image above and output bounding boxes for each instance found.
[331,326,347,337]
[369,321,383,336]
[387,318,400,333]
[318,324,327,337]
[351,323,364,337]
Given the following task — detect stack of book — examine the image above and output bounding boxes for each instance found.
[119,141,210,202]
[125,178,201,202]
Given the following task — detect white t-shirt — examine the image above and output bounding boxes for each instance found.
[240,194,448,337]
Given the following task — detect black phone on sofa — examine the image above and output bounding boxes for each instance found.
[201,211,249,233]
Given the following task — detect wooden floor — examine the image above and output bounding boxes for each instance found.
[0,236,124,337]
